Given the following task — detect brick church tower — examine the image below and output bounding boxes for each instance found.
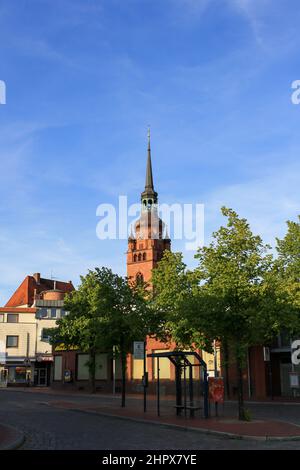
[127,132,171,284]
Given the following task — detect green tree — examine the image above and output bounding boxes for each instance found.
[151,251,210,349]
[50,267,152,406]
[273,216,300,335]
[193,207,279,419]
[49,269,110,393]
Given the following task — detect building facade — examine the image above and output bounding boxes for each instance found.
[0,273,73,387]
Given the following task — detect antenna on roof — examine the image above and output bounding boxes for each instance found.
[50,270,58,290]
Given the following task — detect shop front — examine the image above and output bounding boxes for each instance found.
[5,361,34,386]
[34,355,53,386]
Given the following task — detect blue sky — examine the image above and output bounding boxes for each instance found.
[0,0,300,302]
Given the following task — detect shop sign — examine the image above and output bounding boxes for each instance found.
[54,343,79,352]
[36,355,53,362]
[64,369,72,383]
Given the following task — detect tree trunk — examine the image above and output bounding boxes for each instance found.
[89,349,96,394]
[121,349,127,408]
[236,358,246,420]
[222,340,230,399]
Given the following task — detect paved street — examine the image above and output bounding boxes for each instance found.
[1,389,300,449]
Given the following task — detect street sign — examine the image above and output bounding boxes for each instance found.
[290,372,300,388]
[133,341,144,360]
[263,347,270,362]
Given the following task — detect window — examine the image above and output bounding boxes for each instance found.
[41,329,51,342]
[8,367,27,384]
[0,314,4,322]
[47,309,51,318]
[77,354,89,380]
[153,349,171,379]
[51,309,57,319]
[95,354,108,380]
[132,358,147,379]
[60,310,66,318]
[7,314,19,323]
[138,253,142,261]
[76,353,108,380]
[136,273,144,286]
[143,253,146,261]
[54,356,62,381]
[6,336,19,348]
[39,309,47,318]
[133,254,137,262]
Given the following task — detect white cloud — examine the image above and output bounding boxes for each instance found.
[204,161,300,249]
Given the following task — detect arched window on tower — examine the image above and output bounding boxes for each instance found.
[138,253,142,262]
[133,254,137,262]
[143,252,146,261]
[136,272,144,286]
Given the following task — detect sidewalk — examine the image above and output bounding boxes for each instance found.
[0,423,24,450]
[46,400,300,441]
[2,388,300,445]
[6,388,300,441]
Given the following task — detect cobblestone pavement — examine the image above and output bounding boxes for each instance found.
[1,390,300,449]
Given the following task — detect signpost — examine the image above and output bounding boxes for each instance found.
[133,341,147,412]
[290,372,300,389]
[133,341,144,360]
[263,347,270,362]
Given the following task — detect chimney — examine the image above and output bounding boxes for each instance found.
[33,273,41,285]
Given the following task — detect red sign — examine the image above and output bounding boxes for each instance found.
[209,377,224,403]
[36,355,53,362]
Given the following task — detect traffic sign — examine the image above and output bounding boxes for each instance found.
[133,341,144,360]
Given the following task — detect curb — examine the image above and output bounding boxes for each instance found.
[67,407,300,442]
[0,423,25,450]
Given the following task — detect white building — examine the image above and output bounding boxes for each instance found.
[0,273,73,387]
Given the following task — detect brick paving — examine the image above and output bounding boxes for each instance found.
[1,388,300,449]
[0,423,24,449]
[45,396,300,439]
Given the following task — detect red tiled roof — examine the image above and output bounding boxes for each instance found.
[5,275,74,307]
[0,307,37,313]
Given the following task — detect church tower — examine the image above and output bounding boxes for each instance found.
[127,131,171,284]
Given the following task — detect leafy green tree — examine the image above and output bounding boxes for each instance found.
[151,251,210,349]
[49,270,110,393]
[193,207,279,419]
[153,208,280,420]
[50,267,152,406]
[273,216,300,335]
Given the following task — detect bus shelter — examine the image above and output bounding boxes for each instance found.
[147,351,209,419]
